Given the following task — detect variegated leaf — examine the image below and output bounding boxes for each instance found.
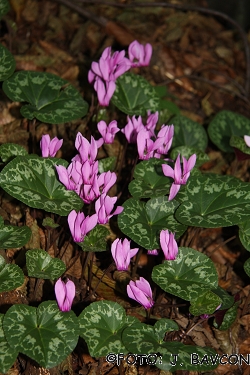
[0,255,24,292]
[26,249,66,279]
[0,155,83,215]
[152,247,218,301]
[3,71,88,124]
[0,44,15,81]
[189,290,221,316]
[129,158,171,198]
[111,73,160,115]
[175,174,250,228]
[171,114,208,151]
[208,110,250,152]
[0,143,28,162]
[0,314,18,374]
[78,300,138,357]
[3,301,79,368]
[118,197,187,249]
[0,223,31,249]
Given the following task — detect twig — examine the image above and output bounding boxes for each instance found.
[54,0,250,97]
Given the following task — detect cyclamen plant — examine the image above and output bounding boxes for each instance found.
[0,3,249,372]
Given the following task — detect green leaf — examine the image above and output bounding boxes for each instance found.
[0,314,18,374]
[128,158,171,198]
[0,255,24,292]
[189,290,221,316]
[77,225,109,252]
[244,258,250,277]
[98,156,116,173]
[0,0,9,19]
[3,301,79,368]
[230,135,250,155]
[214,304,238,330]
[78,300,136,357]
[42,217,60,229]
[170,146,209,168]
[118,197,187,249]
[208,110,250,152]
[171,114,208,151]
[111,72,160,115]
[0,44,15,81]
[153,318,179,343]
[3,71,88,124]
[211,286,234,310]
[0,223,31,249]
[152,247,218,301]
[239,220,250,251]
[0,143,28,162]
[0,155,83,215]
[122,321,218,371]
[26,249,66,279]
[175,174,250,228]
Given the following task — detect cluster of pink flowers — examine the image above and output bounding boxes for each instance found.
[88,40,153,106]
[121,111,174,160]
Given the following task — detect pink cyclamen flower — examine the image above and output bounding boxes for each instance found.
[111,238,139,271]
[162,153,196,201]
[94,77,116,107]
[97,120,120,144]
[97,171,117,194]
[127,277,154,309]
[74,134,98,165]
[88,47,131,83]
[95,194,123,224]
[153,125,174,155]
[145,111,158,137]
[244,135,250,147]
[160,229,178,260]
[40,134,63,157]
[128,40,153,67]
[55,278,75,312]
[121,115,144,143]
[68,210,97,243]
[137,129,159,160]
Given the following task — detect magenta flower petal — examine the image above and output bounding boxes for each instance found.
[127,277,154,309]
[244,135,250,147]
[55,278,75,312]
[168,183,181,201]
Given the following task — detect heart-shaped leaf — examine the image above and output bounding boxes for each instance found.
[0,223,31,249]
[175,174,250,228]
[239,220,250,251]
[170,146,210,168]
[26,249,66,279]
[189,290,221,316]
[0,0,10,19]
[118,197,187,249]
[77,225,109,252]
[0,44,15,81]
[171,114,208,151]
[98,156,116,173]
[0,143,28,162]
[208,110,250,152]
[244,258,250,277]
[0,155,83,215]
[3,71,88,124]
[78,300,138,357]
[153,318,179,343]
[152,247,218,301]
[0,314,18,374]
[122,321,218,371]
[3,301,79,368]
[230,135,250,155]
[129,158,171,198]
[111,72,160,115]
[214,303,238,330]
[211,286,234,310]
[0,255,24,292]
